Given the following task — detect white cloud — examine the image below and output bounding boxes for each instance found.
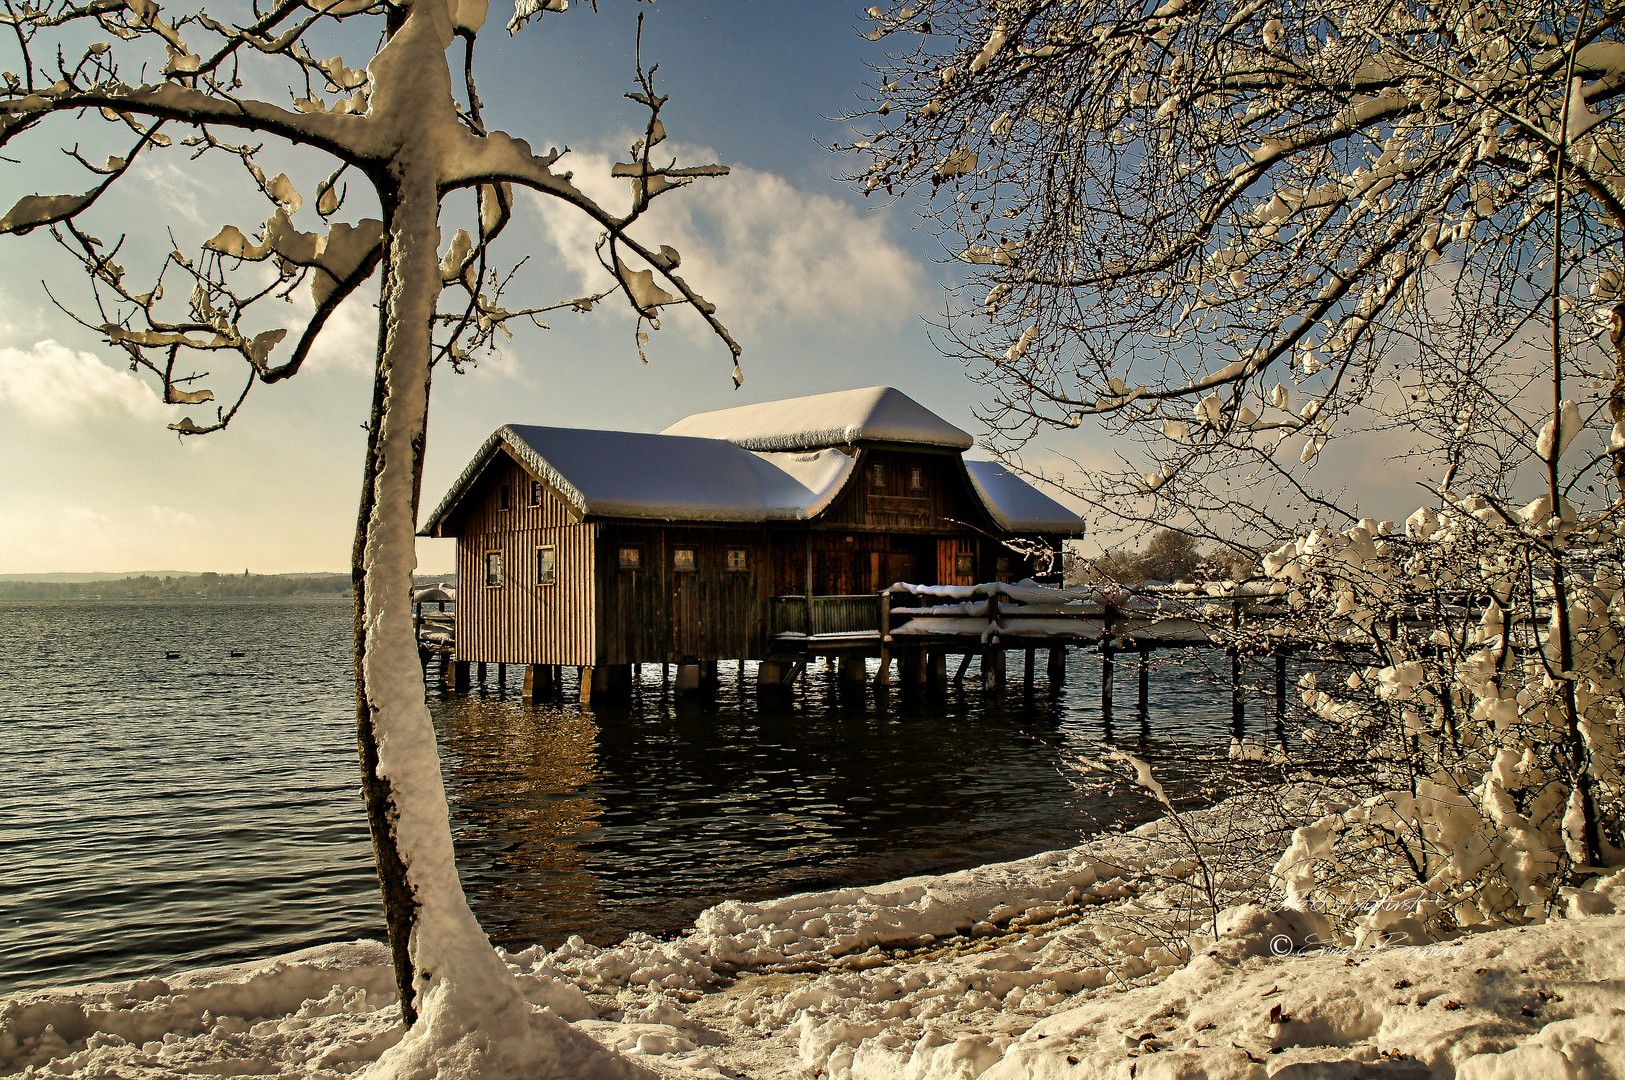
[528,145,928,339]
[0,340,166,425]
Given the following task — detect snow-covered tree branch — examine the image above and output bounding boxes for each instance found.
[3,0,738,1073]
[846,0,1624,927]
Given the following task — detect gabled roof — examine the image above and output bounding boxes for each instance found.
[659,386,975,452]
[420,425,856,534]
[964,460,1086,535]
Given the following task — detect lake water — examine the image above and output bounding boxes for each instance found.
[0,598,1282,994]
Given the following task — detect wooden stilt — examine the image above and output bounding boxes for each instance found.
[954,652,973,687]
[902,649,927,690]
[676,663,701,693]
[928,651,947,692]
[452,659,470,692]
[1047,645,1066,687]
[1137,646,1150,725]
[496,662,506,689]
[523,664,542,703]
[1231,648,1245,734]
[1023,647,1036,695]
[1101,644,1114,725]
[983,648,1006,691]
[839,654,866,690]
[476,661,487,687]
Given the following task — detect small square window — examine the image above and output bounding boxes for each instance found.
[498,484,511,511]
[619,546,641,571]
[536,545,556,586]
[673,548,696,571]
[996,555,1013,575]
[726,548,748,571]
[485,550,504,587]
[870,464,886,491]
[908,465,925,492]
[955,552,975,578]
[530,480,543,506]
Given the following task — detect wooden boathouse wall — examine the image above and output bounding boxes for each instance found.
[449,452,597,666]
[594,523,774,665]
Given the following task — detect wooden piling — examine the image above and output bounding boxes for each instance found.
[928,651,947,692]
[838,654,867,690]
[476,661,487,687]
[496,662,506,689]
[1023,647,1036,695]
[1101,643,1114,725]
[452,660,470,692]
[954,652,973,687]
[1137,646,1150,724]
[983,648,1006,691]
[1047,645,1066,687]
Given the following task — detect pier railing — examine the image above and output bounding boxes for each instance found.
[770,594,884,639]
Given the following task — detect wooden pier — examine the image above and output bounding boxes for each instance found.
[420,579,1326,729]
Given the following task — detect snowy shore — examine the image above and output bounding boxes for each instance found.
[5,785,1622,1079]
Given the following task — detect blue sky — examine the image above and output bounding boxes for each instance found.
[0,0,1430,573]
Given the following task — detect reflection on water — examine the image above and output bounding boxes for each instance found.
[430,655,1260,951]
[2,599,1294,992]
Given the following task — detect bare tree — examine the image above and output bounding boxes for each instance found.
[844,1,1623,917]
[2,0,737,1071]
[844,0,1624,542]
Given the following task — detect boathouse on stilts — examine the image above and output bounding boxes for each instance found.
[419,386,1087,702]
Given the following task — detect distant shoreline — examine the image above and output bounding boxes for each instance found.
[0,572,456,601]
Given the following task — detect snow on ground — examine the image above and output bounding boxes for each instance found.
[5,785,1622,1079]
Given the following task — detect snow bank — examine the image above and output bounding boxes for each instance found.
[7,797,1622,1080]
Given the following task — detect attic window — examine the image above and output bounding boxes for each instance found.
[499,484,511,511]
[536,545,555,586]
[485,550,503,587]
[726,548,748,571]
[909,465,925,492]
[870,464,886,491]
[530,480,543,507]
[673,548,696,572]
[619,546,642,571]
[955,552,975,578]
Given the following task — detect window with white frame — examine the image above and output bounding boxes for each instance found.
[485,550,503,587]
[536,545,555,586]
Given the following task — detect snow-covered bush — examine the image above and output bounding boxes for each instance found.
[1262,504,1624,938]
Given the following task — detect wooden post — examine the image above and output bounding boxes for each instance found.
[1231,649,1245,734]
[662,662,670,691]
[523,664,542,703]
[928,651,947,692]
[954,652,973,687]
[452,659,470,692]
[875,590,892,687]
[1275,651,1287,724]
[439,653,453,688]
[676,663,702,693]
[1137,645,1150,725]
[1101,643,1114,725]
[700,659,719,695]
[476,661,487,687]
[496,662,506,689]
[983,648,1006,692]
[902,648,927,690]
[1047,645,1066,687]
[578,665,593,706]
[839,654,867,690]
[1023,647,1036,695]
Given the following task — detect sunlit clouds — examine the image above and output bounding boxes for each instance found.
[529,146,928,341]
[0,340,167,426]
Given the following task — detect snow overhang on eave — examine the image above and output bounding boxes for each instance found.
[963,460,1087,537]
[417,426,589,538]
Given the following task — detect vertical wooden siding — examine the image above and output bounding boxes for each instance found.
[595,523,772,663]
[452,453,596,665]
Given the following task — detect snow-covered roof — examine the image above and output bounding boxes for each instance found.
[660,386,975,452]
[963,460,1086,535]
[420,425,856,532]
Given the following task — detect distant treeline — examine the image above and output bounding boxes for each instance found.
[0,572,354,600]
